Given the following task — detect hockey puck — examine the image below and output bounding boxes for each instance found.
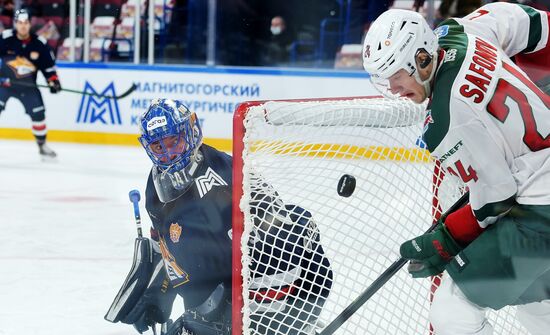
[337,174,356,197]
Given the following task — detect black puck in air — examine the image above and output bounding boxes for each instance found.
[337,174,356,197]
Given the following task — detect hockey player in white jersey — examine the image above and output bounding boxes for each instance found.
[363,3,550,335]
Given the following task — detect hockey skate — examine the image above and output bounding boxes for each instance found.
[38,143,57,161]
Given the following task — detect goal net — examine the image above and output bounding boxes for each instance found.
[232,97,527,335]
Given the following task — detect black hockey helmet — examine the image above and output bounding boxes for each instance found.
[14,9,31,23]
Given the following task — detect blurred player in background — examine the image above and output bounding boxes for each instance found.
[0,9,61,159]
[363,2,550,334]
[105,99,332,335]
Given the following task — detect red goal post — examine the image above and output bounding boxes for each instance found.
[231,96,526,335]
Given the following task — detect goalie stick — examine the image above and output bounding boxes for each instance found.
[126,189,167,335]
[317,191,470,335]
[3,78,137,99]
[129,189,143,237]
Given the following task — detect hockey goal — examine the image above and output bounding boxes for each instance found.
[232,97,528,335]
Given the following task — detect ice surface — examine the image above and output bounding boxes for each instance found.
[0,139,175,335]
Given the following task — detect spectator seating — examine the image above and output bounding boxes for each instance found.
[91,16,115,39]
[56,37,83,61]
[333,43,363,69]
[0,15,12,29]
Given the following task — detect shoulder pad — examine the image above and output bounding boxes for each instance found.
[2,30,13,39]
[37,35,48,45]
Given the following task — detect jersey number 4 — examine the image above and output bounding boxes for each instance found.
[446,160,479,183]
[487,62,550,152]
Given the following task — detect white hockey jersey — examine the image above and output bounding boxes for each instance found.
[423,3,550,227]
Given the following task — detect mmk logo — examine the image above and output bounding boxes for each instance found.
[195,167,228,198]
[76,81,122,125]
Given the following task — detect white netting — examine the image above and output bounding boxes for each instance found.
[235,97,527,335]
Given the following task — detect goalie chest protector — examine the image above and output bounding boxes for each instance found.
[145,144,233,309]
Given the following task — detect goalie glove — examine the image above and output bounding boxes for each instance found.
[399,223,462,278]
[104,237,176,333]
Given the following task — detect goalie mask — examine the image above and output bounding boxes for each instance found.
[139,99,203,203]
[362,9,438,99]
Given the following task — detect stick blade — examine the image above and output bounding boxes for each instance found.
[116,83,137,99]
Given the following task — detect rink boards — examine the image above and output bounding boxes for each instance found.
[0,63,376,151]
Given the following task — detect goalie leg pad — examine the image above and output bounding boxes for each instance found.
[105,237,176,333]
[105,237,156,323]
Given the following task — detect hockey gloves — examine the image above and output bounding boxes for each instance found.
[399,223,462,278]
[47,75,61,94]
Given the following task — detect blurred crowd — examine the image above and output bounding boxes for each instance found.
[0,0,548,68]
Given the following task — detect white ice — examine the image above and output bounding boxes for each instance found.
[0,139,176,335]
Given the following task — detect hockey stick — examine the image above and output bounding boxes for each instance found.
[4,78,137,99]
[129,189,143,237]
[317,191,470,335]
[128,189,163,335]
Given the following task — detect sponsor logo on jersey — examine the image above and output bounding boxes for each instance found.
[444,49,457,63]
[146,116,167,131]
[434,25,449,38]
[195,167,228,198]
[439,140,463,163]
[76,81,122,125]
[169,222,182,243]
[459,37,498,104]
[7,56,36,77]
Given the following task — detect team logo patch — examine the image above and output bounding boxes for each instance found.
[169,223,182,243]
[423,109,434,134]
[7,56,36,78]
[30,51,39,60]
[195,167,228,198]
[159,237,190,287]
[434,25,449,38]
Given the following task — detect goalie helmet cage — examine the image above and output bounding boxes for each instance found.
[232,96,528,335]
